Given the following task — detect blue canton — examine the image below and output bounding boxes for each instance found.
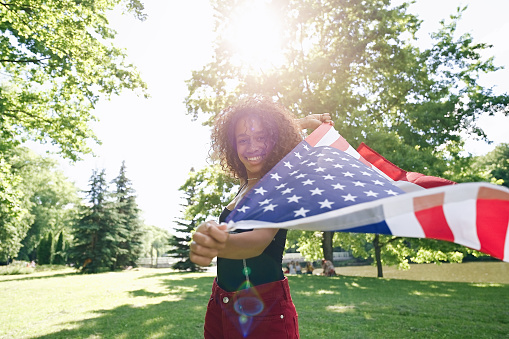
[227,141,405,224]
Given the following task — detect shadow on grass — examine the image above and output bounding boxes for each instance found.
[288,274,509,338]
[0,271,78,283]
[128,289,168,298]
[32,274,509,339]
[136,270,209,280]
[34,275,215,339]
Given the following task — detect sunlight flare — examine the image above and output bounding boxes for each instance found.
[224,1,286,73]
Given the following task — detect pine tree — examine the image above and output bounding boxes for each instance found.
[69,169,121,273]
[168,168,203,272]
[36,232,53,265]
[111,161,144,269]
[53,231,66,265]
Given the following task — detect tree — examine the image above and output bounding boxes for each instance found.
[472,144,509,187]
[169,166,237,271]
[139,225,171,267]
[111,161,144,268]
[0,158,32,263]
[184,0,509,273]
[9,147,80,262]
[37,232,53,265]
[184,166,239,225]
[0,0,148,160]
[1,0,147,263]
[53,231,66,265]
[169,168,201,272]
[69,169,121,273]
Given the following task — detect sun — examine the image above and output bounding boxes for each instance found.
[223,1,286,73]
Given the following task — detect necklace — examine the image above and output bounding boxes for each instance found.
[247,178,258,181]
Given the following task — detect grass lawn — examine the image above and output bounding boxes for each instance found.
[1,263,508,338]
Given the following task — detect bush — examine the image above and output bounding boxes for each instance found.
[0,261,35,275]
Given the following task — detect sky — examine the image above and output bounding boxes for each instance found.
[41,0,509,232]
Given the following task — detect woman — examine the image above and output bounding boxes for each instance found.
[190,96,332,338]
[305,262,314,275]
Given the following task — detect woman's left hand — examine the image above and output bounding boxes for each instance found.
[299,113,334,130]
[190,221,229,266]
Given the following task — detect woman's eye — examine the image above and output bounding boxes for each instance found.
[238,138,248,145]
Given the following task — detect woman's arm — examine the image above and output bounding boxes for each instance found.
[190,221,278,266]
[298,113,334,130]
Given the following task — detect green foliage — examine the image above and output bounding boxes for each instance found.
[69,163,144,273]
[472,143,509,187]
[37,232,53,265]
[0,0,148,160]
[0,261,35,275]
[186,0,508,174]
[182,165,238,224]
[53,232,66,265]
[69,169,121,273]
[7,147,80,262]
[139,225,171,263]
[0,157,32,262]
[111,161,144,268]
[184,0,509,273]
[169,166,237,271]
[289,230,324,259]
[0,0,147,263]
[169,220,200,271]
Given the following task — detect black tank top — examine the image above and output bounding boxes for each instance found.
[217,208,287,292]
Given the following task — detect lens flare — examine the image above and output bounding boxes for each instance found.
[233,272,267,337]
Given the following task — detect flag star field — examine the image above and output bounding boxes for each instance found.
[227,141,405,224]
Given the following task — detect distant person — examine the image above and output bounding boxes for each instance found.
[289,261,296,274]
[322,259,336,277]
[295,262,302,274]
[305,262,314,275]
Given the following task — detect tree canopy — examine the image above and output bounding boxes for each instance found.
[183,0,509,273]
[0,0,148,160]
[186,0,508,173]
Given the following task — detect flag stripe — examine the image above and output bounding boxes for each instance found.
[330,136,350,152]
[384,195,426,238]
[413,193,455,242]
[443,187,480,250]
[305,124,392,180]
[305,123,334,147]
[415,204,455,242]
[505,217,509,262]
[477,199,509,260]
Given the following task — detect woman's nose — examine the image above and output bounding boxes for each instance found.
[247,140,264,152]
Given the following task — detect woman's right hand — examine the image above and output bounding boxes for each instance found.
[190,221,229,266]
[298,113,334,130]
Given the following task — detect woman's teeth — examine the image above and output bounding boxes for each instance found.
[247,155,263,161]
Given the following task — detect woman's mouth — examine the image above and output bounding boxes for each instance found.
[246,155,263,162]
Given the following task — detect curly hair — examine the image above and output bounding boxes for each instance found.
[211,96,303,181]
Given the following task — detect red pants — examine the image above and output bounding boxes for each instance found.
[204,277,299,339]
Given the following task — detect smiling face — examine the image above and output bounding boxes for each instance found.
[235,115,274,180]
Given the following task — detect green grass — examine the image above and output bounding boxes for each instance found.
[1,265,508,338]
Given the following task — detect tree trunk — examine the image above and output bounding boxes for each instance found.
[322,231,334,261]
[373,234,383,278]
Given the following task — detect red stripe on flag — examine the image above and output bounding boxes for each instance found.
[330,135,350,152]
[476,186,509,260]
[413,193,455,242]
[305,123,333,147]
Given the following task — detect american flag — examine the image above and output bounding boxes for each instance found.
[226,124,509,262]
